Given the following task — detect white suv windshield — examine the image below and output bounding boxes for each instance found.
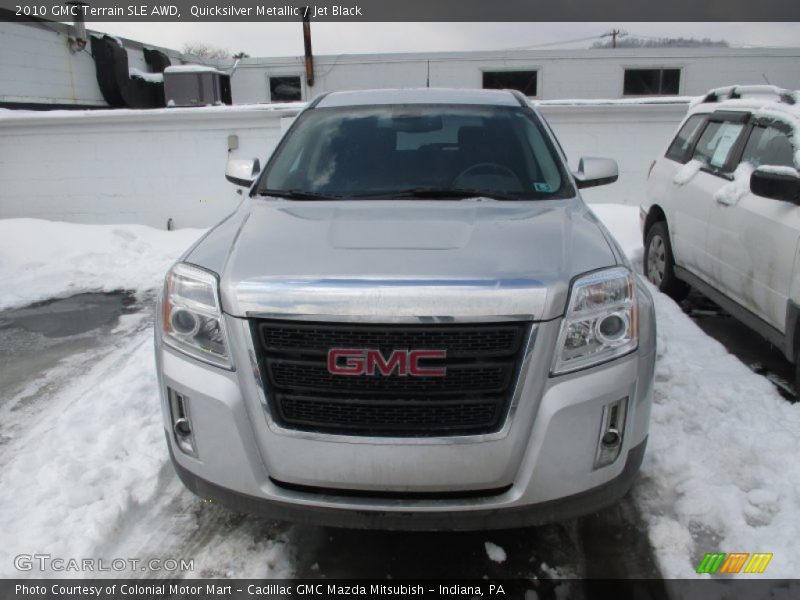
[258,104,572,200]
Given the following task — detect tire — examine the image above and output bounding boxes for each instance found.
[644,221,689,301]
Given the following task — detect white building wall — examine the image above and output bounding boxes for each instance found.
[0,21,186,108]
[0,21,107,106]
[0,105,300,228]
[0,102,686,228]
[231,48,800,104]
[539,103,688,205]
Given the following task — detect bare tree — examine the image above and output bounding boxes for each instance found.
[592,36,729,49]
[182,42,232,60]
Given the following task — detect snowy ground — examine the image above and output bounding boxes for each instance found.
[0,209,798,581]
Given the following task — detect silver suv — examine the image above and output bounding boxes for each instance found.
[155,88,656,529]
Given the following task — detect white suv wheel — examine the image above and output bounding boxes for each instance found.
[646,235,666,286]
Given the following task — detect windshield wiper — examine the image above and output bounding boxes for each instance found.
[258,188,342,200]
[361,188,520,200]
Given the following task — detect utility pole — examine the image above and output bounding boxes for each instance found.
[602,29,626,49]
[302,7,314,86]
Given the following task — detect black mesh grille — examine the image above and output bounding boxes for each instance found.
[251,320,529,436]
[278,395,500,433]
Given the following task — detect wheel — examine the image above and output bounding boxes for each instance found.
[644,221,689,301]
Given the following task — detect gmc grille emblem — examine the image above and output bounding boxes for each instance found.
[327,348,447,377]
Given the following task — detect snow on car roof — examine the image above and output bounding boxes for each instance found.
[315,88,521,108]
[688,85,800,124]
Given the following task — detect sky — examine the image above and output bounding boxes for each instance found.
[96,22,800,57]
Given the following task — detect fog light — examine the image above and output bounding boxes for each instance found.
[168,388,197,457]
[173,418,192,438]
[595,397,627,468]
[601,429,621,448]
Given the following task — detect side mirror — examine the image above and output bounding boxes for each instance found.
[750,167,800,204]
[225,158,261,187]
[573,157,618,189]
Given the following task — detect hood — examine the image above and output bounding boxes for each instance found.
[187,197,618,321]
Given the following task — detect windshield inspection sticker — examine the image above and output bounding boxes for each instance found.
[534,183,553,192]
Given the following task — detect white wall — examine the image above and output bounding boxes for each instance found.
[539,103,689,205]
[0,102,685,229]
[0,105,301,229]
[0,21,107,106]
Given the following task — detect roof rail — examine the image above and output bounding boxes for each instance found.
[701,85,795,106]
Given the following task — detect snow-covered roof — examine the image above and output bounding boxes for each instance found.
[130,68,164,83]
[164,65,224,75]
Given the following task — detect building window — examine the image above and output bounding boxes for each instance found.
[482,71,537,97]
[623,68,680,96]
[270,76,302,102]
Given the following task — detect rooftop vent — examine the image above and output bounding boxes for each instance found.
[163,65,232,107]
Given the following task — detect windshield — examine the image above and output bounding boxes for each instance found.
[257,104,573,200]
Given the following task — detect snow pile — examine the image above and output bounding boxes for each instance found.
[637,291,800,578]
[0,315,293,578]
[0,321,165,572]
[713,163,754,206]
[0,219,205,310]
[484,541,507,564]
[595,206,800,579]
[672,159,704,185]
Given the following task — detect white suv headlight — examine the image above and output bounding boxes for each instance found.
[552,267,638,375]
[161,263,232,369]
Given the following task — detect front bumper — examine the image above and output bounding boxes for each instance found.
[170,435,646,530]
[156,283,656,530]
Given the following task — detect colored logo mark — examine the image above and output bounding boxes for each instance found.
[696,552,773,574]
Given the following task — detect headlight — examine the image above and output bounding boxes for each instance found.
[552,267,638,375]
[161,263,232,369]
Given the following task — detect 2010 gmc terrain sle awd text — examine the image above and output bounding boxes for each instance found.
[154,88,656,530]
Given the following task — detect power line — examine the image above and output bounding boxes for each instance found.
[505,35,603,51]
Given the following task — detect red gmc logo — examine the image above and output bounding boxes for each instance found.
[327,348,447,377]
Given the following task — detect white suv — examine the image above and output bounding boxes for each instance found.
[642,85,800,383]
